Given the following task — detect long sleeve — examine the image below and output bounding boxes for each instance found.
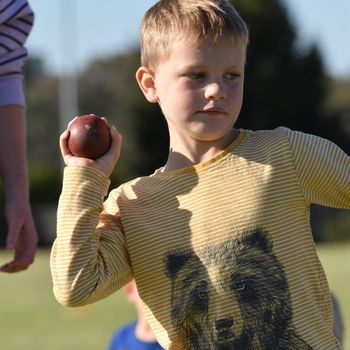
[0,0,34,105]
[50,166,133,307]
[50,130,347,349]
[286,129,350,208]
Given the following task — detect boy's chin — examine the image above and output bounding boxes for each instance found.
[191,128,238,143]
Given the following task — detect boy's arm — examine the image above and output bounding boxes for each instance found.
[51,121,133,306]
[287,129,350,208]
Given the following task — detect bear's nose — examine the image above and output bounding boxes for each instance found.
[215,317,233,331]
[215,318,234,342]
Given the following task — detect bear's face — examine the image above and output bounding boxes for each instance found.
[164,229,302,349]
[165,250,214,347]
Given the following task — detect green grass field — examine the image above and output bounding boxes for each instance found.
[0,245,349,350]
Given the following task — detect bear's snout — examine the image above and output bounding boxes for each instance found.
[215,317,234,341]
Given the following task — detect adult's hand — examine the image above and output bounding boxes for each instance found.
[0,197,38,273]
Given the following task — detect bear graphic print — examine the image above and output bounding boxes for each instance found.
[164,229,312,350]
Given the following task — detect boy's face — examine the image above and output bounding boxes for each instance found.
[143,37,246,145]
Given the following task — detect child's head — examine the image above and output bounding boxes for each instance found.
[140,0,249,69]
[124,279,141,307]
[137,0,249,151]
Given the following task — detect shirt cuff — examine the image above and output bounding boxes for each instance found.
[0,76,25,106]
[63,166,111,199]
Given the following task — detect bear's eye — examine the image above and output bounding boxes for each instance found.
[234,282,245,291]
[198,291,207,299]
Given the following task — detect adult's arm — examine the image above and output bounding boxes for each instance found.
[0,104,38,272]
[0,1,38,272]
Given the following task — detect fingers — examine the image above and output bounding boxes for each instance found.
[59,129,71,158]
[0,240,36,273]
[110,125,123,161]
[0,216,38,274]
[100,116,108,125]
[0,255,34,273]
[92,124,122,178]
[5,220,22,250]
[60,116,80,158]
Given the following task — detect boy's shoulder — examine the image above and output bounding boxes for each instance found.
[238,126,293,152]
[242,126,319,150]
[244,126,292,140]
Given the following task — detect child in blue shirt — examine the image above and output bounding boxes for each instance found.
[108,280,163,350]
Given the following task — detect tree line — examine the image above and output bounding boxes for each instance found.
[2,0,348,244]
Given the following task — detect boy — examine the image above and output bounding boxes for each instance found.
[51,0,349,349]
[108,280,163,350]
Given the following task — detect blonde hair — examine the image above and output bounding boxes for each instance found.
[140,0,249,68]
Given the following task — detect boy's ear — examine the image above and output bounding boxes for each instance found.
[135,66,158,103]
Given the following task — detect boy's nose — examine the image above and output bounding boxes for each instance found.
[204,81,226,101]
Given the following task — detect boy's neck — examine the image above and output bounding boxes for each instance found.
[164,128,239,172]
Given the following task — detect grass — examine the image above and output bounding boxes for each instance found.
[0,244,349,350]
[0,250,135,350]
[317,242,350,349]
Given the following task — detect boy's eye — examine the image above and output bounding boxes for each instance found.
[224,72,240,80]
[188,72,205,80]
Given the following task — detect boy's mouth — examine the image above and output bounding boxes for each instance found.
[200,107,227,115]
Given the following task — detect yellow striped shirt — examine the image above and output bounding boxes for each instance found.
[51,127,349,349]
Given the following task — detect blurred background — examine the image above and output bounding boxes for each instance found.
[0,0,349,349]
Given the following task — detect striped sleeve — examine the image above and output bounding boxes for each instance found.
[0,0,34,105]
[286,128,350,208]
[50,166,133,307]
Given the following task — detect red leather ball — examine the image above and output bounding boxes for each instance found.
[68,114,111,159]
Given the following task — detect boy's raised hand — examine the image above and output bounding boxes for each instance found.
[59,116,122,178]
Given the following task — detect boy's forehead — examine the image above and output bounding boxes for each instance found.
[174,33,244,49]
[167,36,246,62]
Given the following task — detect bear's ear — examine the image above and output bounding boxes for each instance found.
[240,228,273,253]
[164,250,193,279]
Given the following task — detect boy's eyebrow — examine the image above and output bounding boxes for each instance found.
[177,64,206,71]
[177,63,244,71]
